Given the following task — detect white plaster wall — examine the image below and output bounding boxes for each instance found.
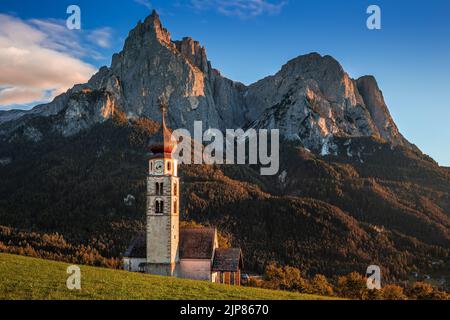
[180,259,212,281]
[124,258,147,272]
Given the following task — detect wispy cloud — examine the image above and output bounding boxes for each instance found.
[87,27,114,49]
[0,14,113,108]
[0,87,48,106]
[190,0,287,18]
[30,18,114,55]
[134,0,153,10]
[28,18,90,57]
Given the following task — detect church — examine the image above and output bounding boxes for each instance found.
[123,103,243,286]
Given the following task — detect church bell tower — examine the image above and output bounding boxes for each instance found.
[146,99,180,276]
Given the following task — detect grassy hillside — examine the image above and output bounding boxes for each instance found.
[0,254,332,300]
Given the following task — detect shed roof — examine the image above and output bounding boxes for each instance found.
[212,248,243,272]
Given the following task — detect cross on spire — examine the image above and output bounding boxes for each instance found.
[158,95,168,114]
[158,95,169,129]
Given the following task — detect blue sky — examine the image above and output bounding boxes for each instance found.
[0,0,449,166]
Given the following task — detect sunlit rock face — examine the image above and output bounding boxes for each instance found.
[244,53,412,152]
[356,76,412,148]
[0,11,247,137]
[92,10,249,132]
[0,11,414,154]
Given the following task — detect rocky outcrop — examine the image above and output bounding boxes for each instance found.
[93,10,248,132]
[0,11,415,155]
[244,53,412,152]
[0,110,28,123]
[173,37,210,74]
[356,76,412,148]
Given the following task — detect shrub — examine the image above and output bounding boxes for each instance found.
[309,274,334,296]
[381,285,407,300]
[336,272,368,300]
[263,263,309,293]
[407,282,434,300]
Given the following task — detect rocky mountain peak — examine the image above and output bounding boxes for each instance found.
[119,11,210,75]
[173,37,210,74]
[244,52,413,153]
[146,10,172,45]
[0,12,417,157]
[131,10,172,46]
[278,52,360,105]
[117,10,173,65]
[356,75,412,149]
[282,52,344,75]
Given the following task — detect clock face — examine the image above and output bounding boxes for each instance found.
[154,160,164,174]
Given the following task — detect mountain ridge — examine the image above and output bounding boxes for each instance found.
[0,10,416,156]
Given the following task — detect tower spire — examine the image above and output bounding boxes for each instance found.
[158,95,169,131]
[150,95,175,155]
[158,95,172,148]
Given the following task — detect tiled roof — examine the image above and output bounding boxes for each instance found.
[212,248,243,272]
[123,228,218,260]
[179,228,216,260]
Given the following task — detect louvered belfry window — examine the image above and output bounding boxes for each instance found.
[155,182,164,195]
[155,200,164,214]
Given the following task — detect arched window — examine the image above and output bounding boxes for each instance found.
[155,200,164,214]
[174,200,177,214]
[173,183,177,196]
[168,161,171,171]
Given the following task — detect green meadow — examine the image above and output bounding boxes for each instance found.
[0,253,333,300]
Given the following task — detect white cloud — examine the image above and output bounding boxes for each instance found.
[30,18,114,54]
[0,14,113,108]
[191,0,287,18]
[29,18,88,57]
[87,27,114,49]
[0,87,46,106]
[134,0,153,10]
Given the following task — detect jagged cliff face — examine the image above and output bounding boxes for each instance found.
[85,11,250,133]
[244,54,412,153]
[0,11,413,154]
